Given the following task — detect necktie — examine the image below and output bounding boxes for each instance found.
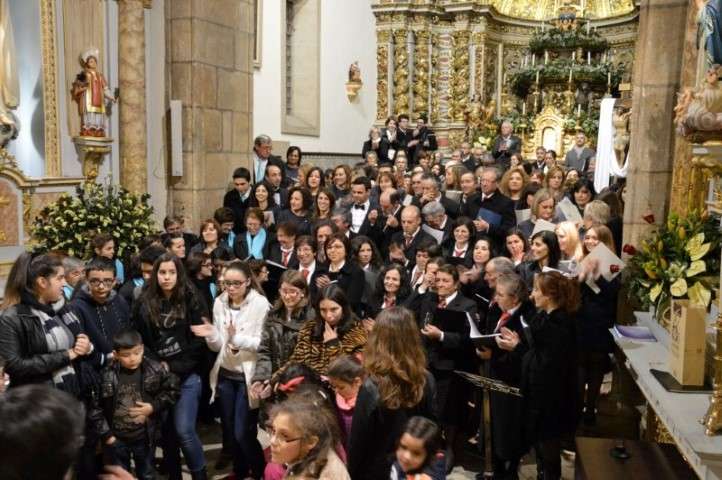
[301,268,310,282]
[497,312,512,331]
[405,235,413,248]
[437,298,447,310]
[282,250,291,266]
[354,204,365,210]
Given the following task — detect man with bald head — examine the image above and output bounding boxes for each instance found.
[367,189,403,255]
[491,121,522,171]
[475,167,516,248]
[391,204,435,264]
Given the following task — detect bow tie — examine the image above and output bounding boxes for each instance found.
[354,204,366,210]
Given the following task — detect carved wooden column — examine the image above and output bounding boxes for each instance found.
[413,29,430,116]
[376,30,391,121]
[117,0,150,194]
[393,29,410,116]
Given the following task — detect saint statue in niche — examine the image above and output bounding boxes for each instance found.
[0,0,19,150]
[346,61,363,102]
[72,48,117,138]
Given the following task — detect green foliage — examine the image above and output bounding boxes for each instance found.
[529,27,608,53]
[32,183,155,261]
[625,211,722,311]
[509,61,623,99]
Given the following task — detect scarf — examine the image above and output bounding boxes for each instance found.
[246,228,267,259]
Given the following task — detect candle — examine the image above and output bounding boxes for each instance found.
[607,71,611,85]
[545,51,549,64]
[536,70,540,84]
[503,72,507,84]
[522,102,527,115]
[587,51,591,65]
[586,21,590,35]
[569,68,573,83]
[532,54,536,66]
[572,52,576,62]
[577,104,582,116]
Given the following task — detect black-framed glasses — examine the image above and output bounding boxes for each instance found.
[88,279,114,288]
[266,427,303,445]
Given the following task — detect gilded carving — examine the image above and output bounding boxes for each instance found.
[430,32,439,124]
[413,30,430,115]
[377,30,390,120]
[393,29,410,116]
[451,30,470,123]
[40,0,61,177]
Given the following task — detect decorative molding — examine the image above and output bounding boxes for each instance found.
[40,0,61,177]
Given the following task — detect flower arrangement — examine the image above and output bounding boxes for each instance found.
[32,183,156,261]
[508,61,623,99]
[529,27,609,53]
[625,211,721,312]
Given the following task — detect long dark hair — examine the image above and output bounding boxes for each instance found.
[371,263,410,305]
[312,284,356,341]
[140,253,199,327]
[248,181,277,208]
[530,230,561,269]
[535,270,581,314]
[350,235,383,270]
[226,260,264,295]
[286,146,302,167]
[3,252,63,308]
[305,166,326,190]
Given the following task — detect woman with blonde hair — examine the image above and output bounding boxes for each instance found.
[517,188,557,240]
[555,221,584,264]
[444,163,465,191]
[348,307,435,480]
[544,165,566,201]
[499,167,529,209]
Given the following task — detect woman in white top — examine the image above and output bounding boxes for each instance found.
[192,260,270,479]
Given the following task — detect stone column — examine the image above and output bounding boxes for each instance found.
[117,0,150,194]
[623,0,688,246]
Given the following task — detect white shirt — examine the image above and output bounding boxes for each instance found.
[453,243,468,257]
[409,265,423,287]
[329,260,345,273]
[439,291,458,307]
[299,261,316,285]
[254,153,268,183]
[351,199,370,233]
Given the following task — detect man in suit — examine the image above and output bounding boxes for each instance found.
[349,176,379,236]
[491,121,522,171]
[459,171,482,218]
[330,207,354,239]
[268,222,299,269]
[223,167,252,234]
[406,114,437,165]
[482,273,535,479]
[460,142,479,172]
[252,134,285,184]
[396,113,411,158]
[391,205,435,265]
[474,167,516,248]
[421,201,453,249]
[526,146,547,175]
[421,174,459,219]
[564,132,596,173]
[367,189,402,255]
[265,163,288,209]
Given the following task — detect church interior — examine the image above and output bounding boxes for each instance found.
[3,0,722,479]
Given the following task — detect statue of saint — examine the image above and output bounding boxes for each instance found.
[72,48,116,137]
[0,0,19,148]
[696,0,722,85]
[612,108,632,167]
[676,64,722,136]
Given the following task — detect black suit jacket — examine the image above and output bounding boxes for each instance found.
[408,127,437,163]
[268,186,289,210]
[459,192,482,219]
[276,209,312,236]
[391,229,436,265]
[223,189,250,234]
[462,156,479,173]
[326,262,366,316]
[233,231,273,261]
[477,190,516,246]
[254,155,285,184]
[413,291,477,371]
[354,201,381,237]
[367,206,403,259]
[492,135,522,170]
[362,138,390,164]
[267,242,300,270]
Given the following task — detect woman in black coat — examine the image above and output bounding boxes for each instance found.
[348,307,436,480]
[497,270,579,480]
[314,232,366,316]
[275,186,313,236]
[364,263,412,320]
[233,207,273,260]
[361,126,390,163]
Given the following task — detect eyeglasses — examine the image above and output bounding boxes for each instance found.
[266,427,303,445]
[88,279,114,288]
[222,280,245,288]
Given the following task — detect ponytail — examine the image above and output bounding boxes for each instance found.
[2,252,63,308]
[535,271,580,314]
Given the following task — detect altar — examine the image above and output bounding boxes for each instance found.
[615,311,722,480]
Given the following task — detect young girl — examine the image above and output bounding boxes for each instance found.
[91,233,126,284]
[268,397,350,480]
[391,416,446,480]
[326,355,364,450]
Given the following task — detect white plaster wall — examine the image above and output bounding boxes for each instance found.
[253,0,377,155]
[146,0,167,225]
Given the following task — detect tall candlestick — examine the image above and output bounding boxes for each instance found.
[536,70,540,84]
[577,104,582,117]
[545,51,549,64]
[587,51,591,65]
[572,52,576,62]
[532,54,536,66]
[522,102,526,115]
[569,68,573,83]
[607,71,611,86]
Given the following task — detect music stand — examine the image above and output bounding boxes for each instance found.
[455,370,522,479]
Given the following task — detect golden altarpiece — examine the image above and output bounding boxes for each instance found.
[371,0,639,158]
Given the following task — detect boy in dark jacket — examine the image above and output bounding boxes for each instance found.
[71,257,131,368]
[89,329,179,480]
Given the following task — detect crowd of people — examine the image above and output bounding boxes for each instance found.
[0,118,625,480]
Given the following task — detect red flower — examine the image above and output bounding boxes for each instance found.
[610,264,620,274]
[622,244,637,255]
